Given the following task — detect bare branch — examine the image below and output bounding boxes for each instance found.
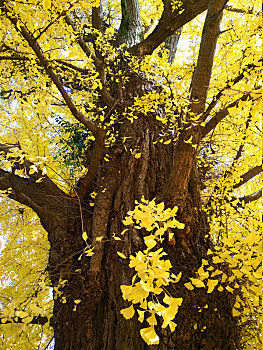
[92,4,103,32]
[165,29,182,64]
[190,0,228,114]
[239,189,262,204]
[225,5,254,14]
[233,166,262,189]
[0,143,67,215]
[0,55,30,61]
[53,59,90,74]
[160,0,227,202]
[0,168,44,214]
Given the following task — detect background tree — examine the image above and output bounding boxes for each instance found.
[0,0,261,349]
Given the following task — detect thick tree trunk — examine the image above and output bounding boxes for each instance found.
[45,74,239,348]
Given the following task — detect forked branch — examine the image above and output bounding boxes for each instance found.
[130,0,210,56]
[64,14,116,108]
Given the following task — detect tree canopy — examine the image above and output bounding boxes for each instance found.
[0,0,261,349]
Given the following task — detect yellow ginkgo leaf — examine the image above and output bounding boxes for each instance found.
[82,231,88,241]
[184,282,194,290]
[232,308,241,317]
[140,326,159,345]
[117,252,127,259]
[43,0,51,11]
[138,309,145,323]
[184,135,193,144]
[120,304,135,319]
[29,304,43,313]
[16,311,28,318]
[191,278,205,288]
[207,279,218,293]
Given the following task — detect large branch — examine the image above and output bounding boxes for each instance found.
[119,0,143,47]
[160,0,227,202]
[130,0,210,56]
[190,0,227,113]
[0,2,100,137]
[0,143,67,216]
[165,29,182,64]
[233,166,262,189]
[0,168,62,216]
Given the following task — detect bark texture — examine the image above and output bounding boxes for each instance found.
[43,72,239,350]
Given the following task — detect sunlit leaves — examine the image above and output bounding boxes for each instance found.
[140,326,159,345]
[120,304,135,319]
[120,199,183,344]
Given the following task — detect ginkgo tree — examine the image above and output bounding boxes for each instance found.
[0,0,262,349]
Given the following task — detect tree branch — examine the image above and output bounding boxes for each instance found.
[92,4,103,32]
[64,14,116,108]
[119,0,143,47]
[52,59,90,74]
[225,5,254,14]
[239,189,262,204]
[0,316,49,325]
[0,2,100,137]
[201,93,250,138]
[0,55,30,61]
[229,112,252,165]
[233,166,262,189]
[130,0,210,56]
[0,143,67,216]
[0,142,43,181]
[202,59,262,120]
[165,29,182,64]
[190,0,228,114]
[78,130,106,199]
[160,0,227,202]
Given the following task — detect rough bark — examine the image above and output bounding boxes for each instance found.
[119,0,143,47]
[39,72,238,349]
[44,130,239,350]
[0,85,240,350]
